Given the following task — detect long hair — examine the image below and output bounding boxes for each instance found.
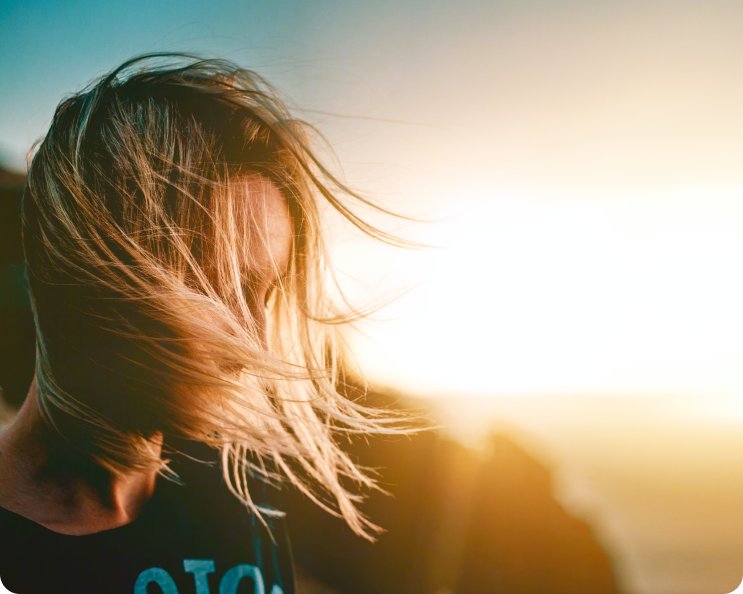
[22,53,408,539]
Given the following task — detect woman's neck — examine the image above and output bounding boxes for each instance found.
[0,379,160,535]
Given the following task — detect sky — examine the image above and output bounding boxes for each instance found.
[3,4,743,591]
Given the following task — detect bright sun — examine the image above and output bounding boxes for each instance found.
[338,185,743,401]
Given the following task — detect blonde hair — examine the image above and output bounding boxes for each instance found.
[22,54,407,538]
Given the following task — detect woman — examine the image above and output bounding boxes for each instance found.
[0,54,405,594]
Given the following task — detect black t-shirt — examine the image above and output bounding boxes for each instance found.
[0,460,295,594]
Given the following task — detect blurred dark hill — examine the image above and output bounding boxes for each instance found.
[0,165,34,408]
[283,392,621,594]
[0,164,621,593]
[455,434,619,594]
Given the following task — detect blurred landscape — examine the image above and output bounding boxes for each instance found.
[284,411,620,594]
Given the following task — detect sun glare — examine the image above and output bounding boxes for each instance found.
[343,185,743,401]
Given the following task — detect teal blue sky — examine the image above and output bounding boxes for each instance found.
[1,0,492,168]
[0,0,323,166]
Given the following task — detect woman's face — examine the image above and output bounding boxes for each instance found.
[239,173,293,347]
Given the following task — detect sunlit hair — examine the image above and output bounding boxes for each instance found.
[22,53,408,539]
